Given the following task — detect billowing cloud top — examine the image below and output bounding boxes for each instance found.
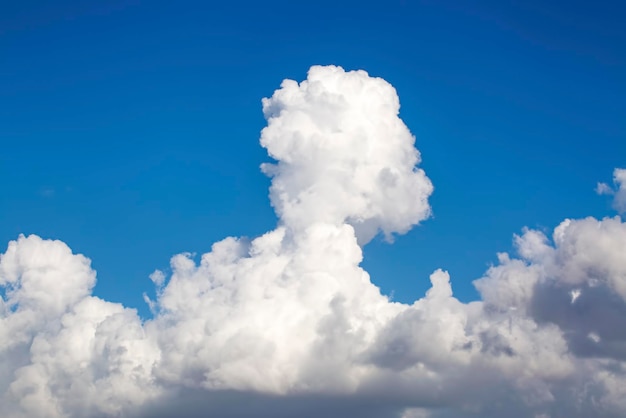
[260,65,433,243]
[2,66,626,418]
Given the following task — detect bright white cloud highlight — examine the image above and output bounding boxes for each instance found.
[2,66,626,418]
[260,65,433,244]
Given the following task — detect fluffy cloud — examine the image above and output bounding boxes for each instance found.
[260,65,433,244]
[2,66,626,417]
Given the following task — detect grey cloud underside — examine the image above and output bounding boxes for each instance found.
[135,390,408,418]
[2,66,626,418]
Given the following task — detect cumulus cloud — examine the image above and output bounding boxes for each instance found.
[596,168,626,214]
[260,65,433,244]
[2,66,626,417]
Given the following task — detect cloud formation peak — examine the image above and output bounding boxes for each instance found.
[261,65,433,243]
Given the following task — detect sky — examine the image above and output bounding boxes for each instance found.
[1,1,626,417]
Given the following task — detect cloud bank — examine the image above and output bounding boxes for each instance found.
[2,66,626,418]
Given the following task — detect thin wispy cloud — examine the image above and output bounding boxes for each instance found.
[2,66,626,418]
[39,188,55,198]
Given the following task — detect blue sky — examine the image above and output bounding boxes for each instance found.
[1,0,624,317]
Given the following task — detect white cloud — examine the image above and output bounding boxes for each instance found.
[597,168,626,214]
[260,65,433,244]
[2,66,626,417]
[596,182,613,195]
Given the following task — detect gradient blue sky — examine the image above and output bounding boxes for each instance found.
[1,0,624,317]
